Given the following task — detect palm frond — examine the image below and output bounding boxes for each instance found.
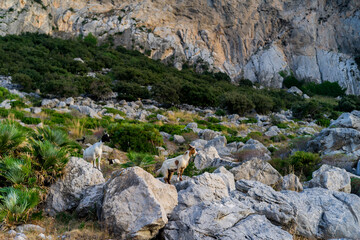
[0,156,32,185]
[0,187,39,224]
[0,124,27,155]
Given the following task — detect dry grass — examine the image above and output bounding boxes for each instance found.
[67,119,85,139]
[0,216,111,240]
[165,110,199,124]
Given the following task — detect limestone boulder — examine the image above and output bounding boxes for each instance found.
[164,196,291,240]
[194,146,220,170]
[306,164,351,193]
[176,172,230,210]
[75,183,105,218]
[173,134,186,144]
[230,158,283,188]
[69,105,100,119]
[45,157,105,216]
[198,129,221,141]
[101,167,178,240]
[283,188,360,239]
[236,139,271,161]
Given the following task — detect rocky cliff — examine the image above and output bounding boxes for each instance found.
[1,0,359,93]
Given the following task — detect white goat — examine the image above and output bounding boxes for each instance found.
[82,133,110,171]
[156,145,197,184]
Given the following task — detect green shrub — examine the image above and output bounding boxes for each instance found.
[215,109,226,116]
[241,117,258,124]
[225,135,249,143]
[351,178,360,196]
[104,107,126,117]
[159,124,187,135]
[0,87,18,102]
[207,117,221,123]
[83,33,97,46]
[108,123,163,154]
[182,161,200,177]
[303,81,346,97]
[316,118,331,127]
[270,134,287,142]
[220,91,254,115]
[269,151,321,180]
[337,95,360,112]
[238,79,253,87]
[276,123,288,129]
[282,73,302,89]
[10,100,27,109]
[21,117,41,125]
[251,93,274,114]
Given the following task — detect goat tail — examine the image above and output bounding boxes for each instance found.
[155,167,162,177]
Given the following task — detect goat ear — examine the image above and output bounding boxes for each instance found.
[189,144,195,149]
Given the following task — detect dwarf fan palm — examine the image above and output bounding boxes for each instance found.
[0,156,32,185]
[122,152,156,168]
[0,187,39,224]
[0,124,27,155]
[30,140,68,184]
[32,126,82,156]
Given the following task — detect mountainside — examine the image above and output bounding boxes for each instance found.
[1,0,359,93]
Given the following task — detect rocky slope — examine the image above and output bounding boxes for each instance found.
[1,0,359,93]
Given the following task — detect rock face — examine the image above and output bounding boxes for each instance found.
[1,0,359,93]
[306,164,351,193]
[45,157,105,216]
[101,167,178,240]
[307,111,360,165]
[230,158,283,188]
[164,197,292,240]
[236,179,360,239]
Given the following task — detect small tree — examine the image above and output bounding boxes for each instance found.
[83,33,97,47]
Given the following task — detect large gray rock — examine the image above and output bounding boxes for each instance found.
[164,197,255,240]
[198,129,221,141]
[45,157,105,216]
[164,196,292,240]
[234,180,296,225]
[329,111,360,130]
[190,139,208,150]
[307,127,360,157]
[236,139,271,161]
[287,86,303,95]
[41,98,59,108]
[306,164,351,193]
[15,224,45,233]
[213,166,235,192]
[235,179,360,239]
[173,134,186,144]
[283,188,360,239]
[281,174,303,192]
[194,146,220,170]
[69,105,100,119]
[75,183,105,218]
[101,167,178,240]
[204,135,227,150]
[219,214,293,240]
[176,172,230,210]
[230,158,283,188]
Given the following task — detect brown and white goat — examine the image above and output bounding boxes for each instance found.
[156,145,197,184]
